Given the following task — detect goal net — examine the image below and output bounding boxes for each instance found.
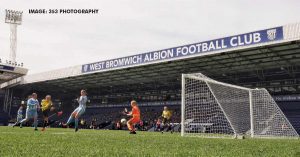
[181,73,298,138]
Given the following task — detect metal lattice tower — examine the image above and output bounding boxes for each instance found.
[5,9,23,63]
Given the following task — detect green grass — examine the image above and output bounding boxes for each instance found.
[0,126,300,157]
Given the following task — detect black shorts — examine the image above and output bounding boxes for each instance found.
[162,117,171,124]
[42,109,50,117]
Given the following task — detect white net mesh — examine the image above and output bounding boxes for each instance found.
[182,73,299,138]
[183,77,234,137]
[207,82,250,135]
[252,89,298,137]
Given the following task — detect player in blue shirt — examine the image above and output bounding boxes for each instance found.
[12,101,24,127]
[63,90,87,132]
[19,93,40,131]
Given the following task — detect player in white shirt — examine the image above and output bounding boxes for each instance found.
[63,90,88,132]
[19,93,40,131]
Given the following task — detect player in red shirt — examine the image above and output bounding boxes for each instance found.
[124,100,140,134]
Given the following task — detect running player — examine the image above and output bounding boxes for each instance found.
[41,95,63,131]
[19,93,40,131]
[63,90,87,132]
[161,106,173,133]
[12,101,24,127]
[124,100,140,134]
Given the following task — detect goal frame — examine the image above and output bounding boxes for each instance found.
[181,73,299,139]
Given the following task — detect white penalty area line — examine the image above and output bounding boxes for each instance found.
[51,132,66,135]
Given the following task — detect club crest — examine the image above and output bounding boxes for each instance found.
[267,29,277,40]
[83,65,89,72]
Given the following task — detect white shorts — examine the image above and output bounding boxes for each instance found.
[72,107,85,117]
[25,109,37,119]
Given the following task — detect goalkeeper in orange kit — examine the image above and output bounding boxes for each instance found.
[123,100,140,134]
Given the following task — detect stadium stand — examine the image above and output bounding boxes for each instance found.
[0,110,9,126]
[277,101,300,133]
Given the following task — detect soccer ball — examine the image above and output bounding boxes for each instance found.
[121,118,127,124]
[50,107,55,111]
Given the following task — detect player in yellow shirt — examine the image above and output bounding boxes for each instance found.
[41,95,62,131]
[161,106,173,133]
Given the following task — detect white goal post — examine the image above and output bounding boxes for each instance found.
[181,73,299,138]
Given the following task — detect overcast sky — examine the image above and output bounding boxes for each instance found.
[0,0,299,74]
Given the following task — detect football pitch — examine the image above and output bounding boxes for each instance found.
[0,126,300,157]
